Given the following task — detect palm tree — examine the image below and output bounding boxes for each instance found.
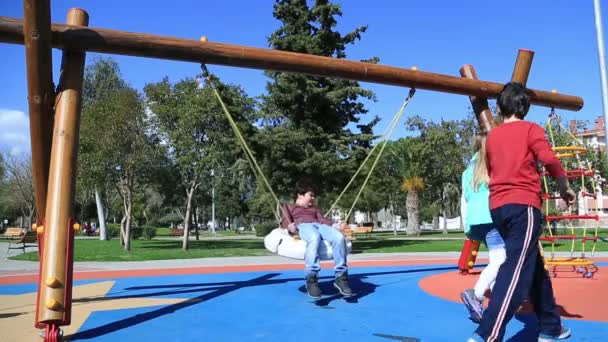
[402,176,424,236]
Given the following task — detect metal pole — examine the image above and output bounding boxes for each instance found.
[594,0,608,161]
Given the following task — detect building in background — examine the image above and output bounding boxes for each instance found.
[570,116,606,149]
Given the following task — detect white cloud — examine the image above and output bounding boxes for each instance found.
[0,109,31,156]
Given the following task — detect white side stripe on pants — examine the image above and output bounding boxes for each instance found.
[488,206,534,342]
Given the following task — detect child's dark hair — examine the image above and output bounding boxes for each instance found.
[496,82,531,119]
[293,178,318,199]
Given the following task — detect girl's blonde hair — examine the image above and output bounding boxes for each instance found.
[471,134,489,191]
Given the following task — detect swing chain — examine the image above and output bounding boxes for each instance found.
[199,63,216,88]
[407,87,416,100]
[549,107,556,119]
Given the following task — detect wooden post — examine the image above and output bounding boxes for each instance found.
[457,49,536,274]
[511,49,534,85]
[37,8,88,324]
[459,65,495,133]
[456,64,494,274]
[23,0,54,225]
[0,16,584,111]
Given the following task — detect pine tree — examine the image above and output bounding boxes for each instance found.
[254,0,379,215]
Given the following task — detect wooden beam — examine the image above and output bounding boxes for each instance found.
[23,0,54,225]
[0,16,583,111]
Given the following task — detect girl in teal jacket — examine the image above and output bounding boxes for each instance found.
[460,135,506,323]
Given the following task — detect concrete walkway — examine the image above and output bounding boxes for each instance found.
[0,241,462,274]
[3,241,607,276]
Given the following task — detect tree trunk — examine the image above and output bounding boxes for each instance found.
[26,206,34,231]
[442,205,448,235]
[120,215,126,246]
[201,204,206,232]
[406,190,419,236]
[124,200,132,251]
[182,184,195,251]
[459,206,464,231]
[194,204,199,241]
[390,202,397,236]
[432,210,439,230]
[120,185,132,251]
[95,188,108,240]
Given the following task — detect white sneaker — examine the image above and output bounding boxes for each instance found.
[460,289,483,323]
[538,326,571,341]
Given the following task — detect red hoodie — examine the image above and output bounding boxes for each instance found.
[486,121,566,210]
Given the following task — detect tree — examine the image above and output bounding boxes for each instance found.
[1,153,35,228]
[82,86,157,250]
[386,138,427,235]
[253,0,378,217]
[145,76,255,250]
[0,153,4,179]
[0,154,8,227]
[79,57,129,240]
[406,115,475,233]
[83,57,127,105]
[402,176,424,235]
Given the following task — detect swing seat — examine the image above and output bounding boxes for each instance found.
[264,228,351,260]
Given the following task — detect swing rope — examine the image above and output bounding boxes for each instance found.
[330,88,417,222]
[325,88,416,216]
[200,63,415,224]
[200,64,282,221]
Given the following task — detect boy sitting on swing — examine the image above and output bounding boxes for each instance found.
[280,178,353,299]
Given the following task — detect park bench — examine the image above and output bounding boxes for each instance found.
[169,228,184,236]
[7,230,38,254]
[2,227,25,240]
[352,225,374,239]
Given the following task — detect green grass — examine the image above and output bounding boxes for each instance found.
[10,238,271,262]
[8,230,608,262]
[371,230,466,239]
[155,228,256,238]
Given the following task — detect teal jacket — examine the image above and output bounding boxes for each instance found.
[461,153,493,236]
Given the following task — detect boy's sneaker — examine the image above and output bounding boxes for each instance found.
[538,326,571,341]
[460,289,483,323]
[334,273,353,297]
[305,274,322,299]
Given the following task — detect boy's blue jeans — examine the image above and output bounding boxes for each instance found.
[298,222,348,277]
[473,204,562,342]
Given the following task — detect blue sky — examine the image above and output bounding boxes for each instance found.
[0,0,605,155]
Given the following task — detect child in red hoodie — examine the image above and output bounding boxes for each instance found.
[469,83,575,342]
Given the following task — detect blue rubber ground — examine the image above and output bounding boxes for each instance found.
[2,264,606,341]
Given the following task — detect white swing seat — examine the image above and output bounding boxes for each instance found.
[264,227,351,260]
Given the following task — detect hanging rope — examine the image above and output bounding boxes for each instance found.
[200,63,416,225]
[200,64,282,221]
[341,88,417,222]
[325,88,416,216]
